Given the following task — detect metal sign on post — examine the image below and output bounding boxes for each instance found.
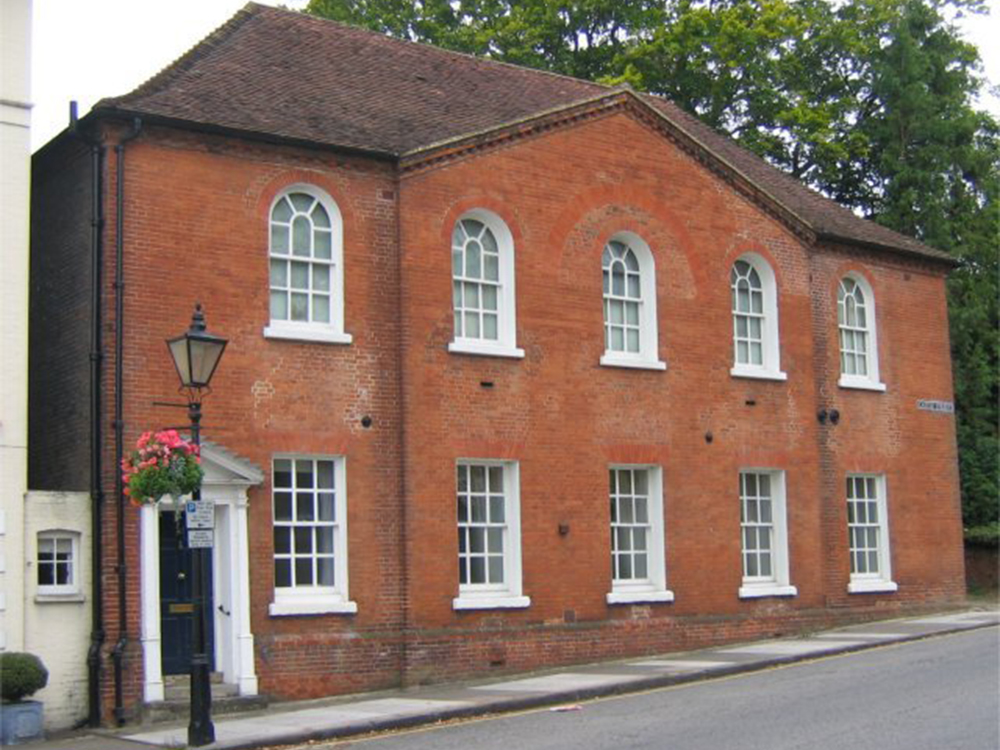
[186,499,215,548]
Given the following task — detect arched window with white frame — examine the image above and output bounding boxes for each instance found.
[449,210,523,359]
[600,233,665,371]
[730,253,785,380]
[837,274,884,391]
[264,186,351,344]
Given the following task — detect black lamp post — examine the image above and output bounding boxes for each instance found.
[166,303,227,747]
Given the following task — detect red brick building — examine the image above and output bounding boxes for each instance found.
[29,2,964,725]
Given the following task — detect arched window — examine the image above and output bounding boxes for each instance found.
[838,275,884,390]
[600,233,664,370]
[264,186,350,344]
[449,210,523,358]
[730,253,785,380]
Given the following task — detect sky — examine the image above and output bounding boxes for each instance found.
[29,0,1000,152]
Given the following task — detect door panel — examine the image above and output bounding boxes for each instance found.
[159,510,214,675]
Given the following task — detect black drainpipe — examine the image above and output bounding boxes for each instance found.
[112,117,143,725]
[70,102,107,729]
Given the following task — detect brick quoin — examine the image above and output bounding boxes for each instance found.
[31,103,963,723]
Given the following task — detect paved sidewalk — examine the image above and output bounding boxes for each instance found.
[34,608,998,750]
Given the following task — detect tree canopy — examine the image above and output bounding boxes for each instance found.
[306,0,999,528]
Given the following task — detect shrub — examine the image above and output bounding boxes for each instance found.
[965,523,1000,548]
[0,652,48,703]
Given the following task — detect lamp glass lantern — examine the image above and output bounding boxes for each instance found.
[167,306,228,391]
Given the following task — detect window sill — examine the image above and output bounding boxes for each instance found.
[448,341,525,359]
[738,584,797,599]
[730,366,787,382]
[848,579,898,594]
[269,598,358,616]
[452,594,531,610]
[263,324,352,345]
[35,593,85,604]
[607,589,674,605]
[838,377,886,392]
[600,354,667,371]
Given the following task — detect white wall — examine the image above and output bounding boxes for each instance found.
[23,491,92,730]
[3,1,91,732]
[0,0,32,656]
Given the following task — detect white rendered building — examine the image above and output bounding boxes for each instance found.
[2,0,92,729]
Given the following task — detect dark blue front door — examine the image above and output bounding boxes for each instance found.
[159,511,214,675]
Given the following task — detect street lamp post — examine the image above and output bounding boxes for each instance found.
[166,303,227,748]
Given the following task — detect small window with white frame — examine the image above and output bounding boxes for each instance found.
[846,474,897,593]
[607,466,673,604]
[738,470,796,598]
[731,253,785,381]
[453,460,529,610]
[600,234,666,371]
[449,211,524,359]
[37,531,80,596]
[264,186,351,345]
[269,456,356,616]
[838,275,885,391]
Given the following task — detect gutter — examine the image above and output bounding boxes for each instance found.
[69,101,106,729]
[112,117,143,726]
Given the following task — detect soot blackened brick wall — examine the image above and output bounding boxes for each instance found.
[29,140,94,492]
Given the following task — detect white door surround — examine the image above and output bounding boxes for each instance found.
[140,443,263,702]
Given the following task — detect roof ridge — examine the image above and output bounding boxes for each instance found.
[255,2,610,94]
[99,2,262,108]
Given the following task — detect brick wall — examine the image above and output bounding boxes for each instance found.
[32,107,963,721]
[96,124,406,715]
[396,109,964,683]
[29,138,94,491]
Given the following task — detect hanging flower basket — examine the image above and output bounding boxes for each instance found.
[121,430,204,506]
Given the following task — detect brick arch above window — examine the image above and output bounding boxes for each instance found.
[263,184,351,345]
[448,208,524,359]
[730,252,786,381]
[837,271,885,392]
[600,231,666,371]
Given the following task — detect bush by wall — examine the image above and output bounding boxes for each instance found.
[0,652,48,703]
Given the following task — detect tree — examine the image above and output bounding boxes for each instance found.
[306,0,999,528]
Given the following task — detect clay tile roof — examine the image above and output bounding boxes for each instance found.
[96,2,951,263]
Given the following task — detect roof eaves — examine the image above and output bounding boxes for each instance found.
[88,105,398,162]
[815,230,958,268]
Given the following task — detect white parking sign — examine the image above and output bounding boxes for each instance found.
[186,500,215,530]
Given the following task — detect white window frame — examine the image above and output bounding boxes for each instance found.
[846,474,897,594]
[269,455,356,616]
[838,274,885,392]
[600,232,666,371]
[263,184,352,345]
[738,469,796,599]
[607,465,673,604]
[448,209,524,359]
[730,253,786,381]
[453,460,530,610]
[36,530,81,598]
